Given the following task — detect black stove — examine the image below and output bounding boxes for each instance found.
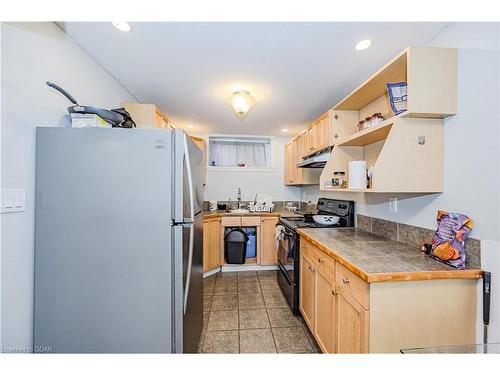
[276,198,355,315]
[279,216,342,230]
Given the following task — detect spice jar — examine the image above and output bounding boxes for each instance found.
[357,120,365,132]
[332,171,346,188]
[371,113,384,126]
[364,116,373,128]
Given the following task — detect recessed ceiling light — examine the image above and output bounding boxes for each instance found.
[355,39,372,51]
[112,22,132,32]
[187,125,194,129]
[281,128,289,133]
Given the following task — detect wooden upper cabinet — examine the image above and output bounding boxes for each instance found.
[329,110,359,145]
[284,136,321,186]
[319,115,331,149]
[121,103,172,129]
[309,121,319,151]
[291,138,302,184]
[191,137,207,185]
[302,112,333,157]
[260,217,278,265]
[284,142,293,185]
[336,286,369,354]
[284,137,303,185]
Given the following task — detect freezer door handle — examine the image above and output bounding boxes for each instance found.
[184,136,195,223]
[183,223,194,314]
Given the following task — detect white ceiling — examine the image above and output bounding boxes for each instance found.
[59,22,451,136]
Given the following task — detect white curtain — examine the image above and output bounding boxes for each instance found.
[209,139,269,167]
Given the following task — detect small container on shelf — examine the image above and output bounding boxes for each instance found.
[371,113,384,126]
[357,120,366,132]
[332,171,346,188]
[364,116,373,128]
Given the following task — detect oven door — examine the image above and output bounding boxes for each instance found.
[277,226,297,284]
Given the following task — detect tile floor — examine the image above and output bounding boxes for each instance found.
[199,270,321,354]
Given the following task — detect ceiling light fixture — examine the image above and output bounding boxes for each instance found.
[281,128,289,133]
[355,39,372,51]
[229,90,256,120]
[187,125,194,129]
[112,21,132,32]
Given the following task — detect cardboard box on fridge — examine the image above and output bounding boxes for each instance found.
[70,113,111,128]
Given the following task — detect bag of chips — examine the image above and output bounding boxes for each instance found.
[386,82,407,115]
[430,211,473,269]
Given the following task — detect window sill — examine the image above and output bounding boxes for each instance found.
[208,166,275,172]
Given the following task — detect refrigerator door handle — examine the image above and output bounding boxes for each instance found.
[182,135,196,314]
[183,223,194,314]
[183,136,195,223]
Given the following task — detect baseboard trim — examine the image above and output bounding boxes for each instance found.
[221,264,278,272]
[203,268,221,278]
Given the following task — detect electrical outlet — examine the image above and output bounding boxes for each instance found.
[0,189,26,213]
[389,197,398,212]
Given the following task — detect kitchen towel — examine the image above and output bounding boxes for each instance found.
[275,225,285,250]
[348,160,367,189]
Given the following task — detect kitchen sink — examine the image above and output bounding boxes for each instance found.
[229,209,250,213]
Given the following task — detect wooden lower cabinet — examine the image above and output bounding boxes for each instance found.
[336,286,369,353]
[204,215,278,270]
[299,235,478,354]
[299,254,316,329]
[300,237,368,354]
[203,217,221,272]
[314,268,337,353]
[260,217,278,265]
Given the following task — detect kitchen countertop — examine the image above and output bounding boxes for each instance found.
[297,227,483,283]
[203,210,302,219]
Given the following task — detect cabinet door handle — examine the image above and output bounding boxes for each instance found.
[331,290,338,296]
[342,277,350,284]
[310,267,316,272]
[318,257,324,264]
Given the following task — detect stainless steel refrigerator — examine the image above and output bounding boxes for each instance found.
[34,127,203,353]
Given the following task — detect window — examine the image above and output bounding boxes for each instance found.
[208,136,271,169]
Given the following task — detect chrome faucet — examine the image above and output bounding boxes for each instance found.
[237,188,243,209]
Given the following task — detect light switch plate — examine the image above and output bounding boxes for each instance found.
[1,189,26,213]
[389,197,398,212]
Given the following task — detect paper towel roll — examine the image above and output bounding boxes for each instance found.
[349,161,367,189]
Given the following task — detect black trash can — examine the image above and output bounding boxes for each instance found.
[224,228,249,264]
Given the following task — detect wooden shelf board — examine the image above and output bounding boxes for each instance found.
[320,187,373,193]
[336,113,405,147]
[334,49,408,111]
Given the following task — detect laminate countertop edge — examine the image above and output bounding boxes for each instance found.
[297,228,484,283]
[203,211,301,219]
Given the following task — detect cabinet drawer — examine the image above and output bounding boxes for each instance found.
[301,239,335,281]
[241,216,261,226]
[221,216,242,226]
[336,263,369,309]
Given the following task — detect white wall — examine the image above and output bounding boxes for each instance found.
[302,22,500,342]
[0,22,3,350]
[0,22,136,350]
[201,135,302,202]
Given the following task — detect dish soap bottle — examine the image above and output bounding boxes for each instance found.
[306,201,315,213]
